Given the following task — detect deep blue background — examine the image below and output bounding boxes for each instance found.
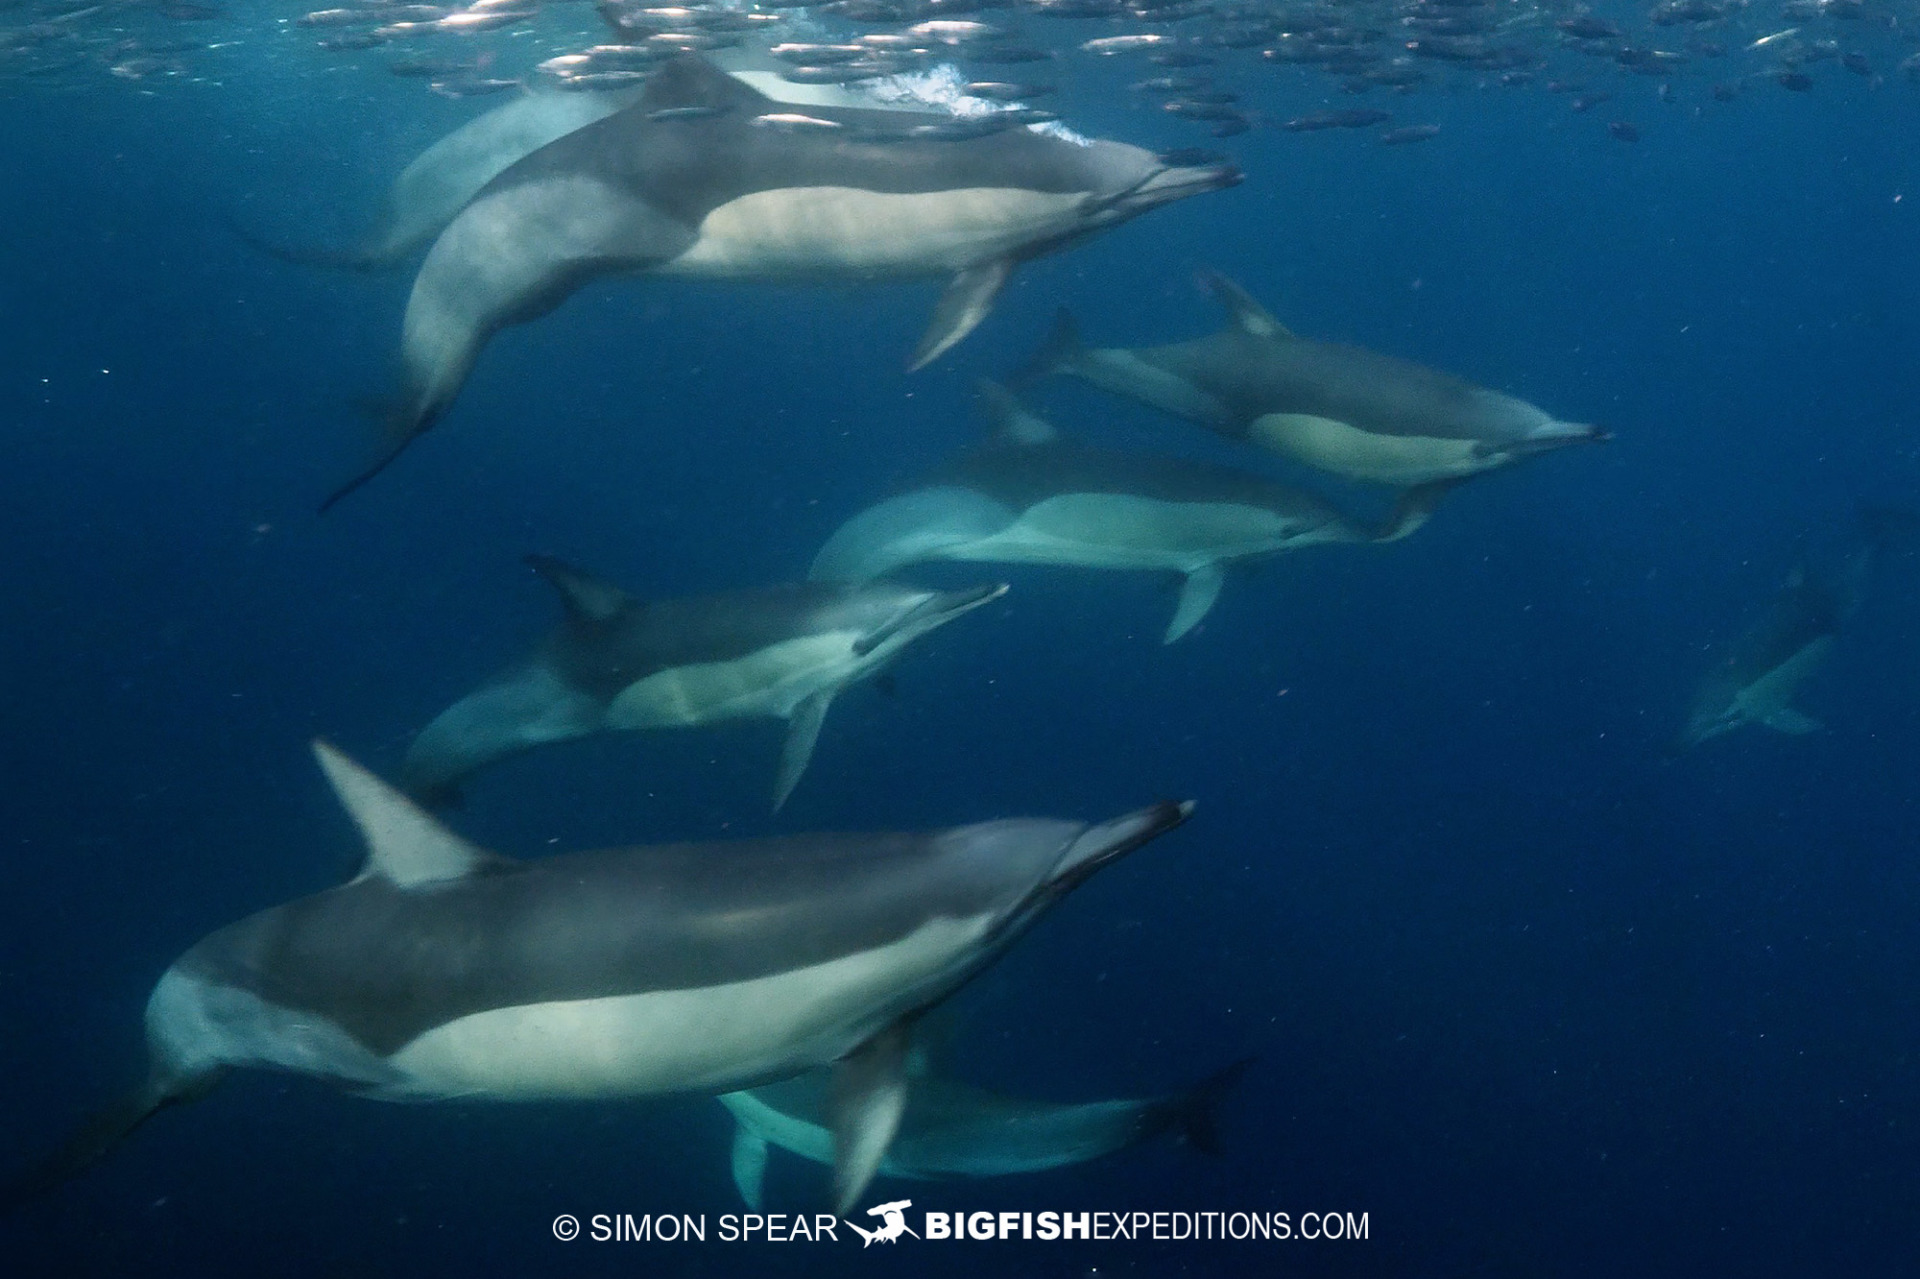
[3,20,1920,1277]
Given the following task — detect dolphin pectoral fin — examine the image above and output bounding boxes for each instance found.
[830,1021,912,1214]
[909,258,1013,372]
[1375,477,1466,542]
[1763,707,1822,735]
[730,1124,770,1211]
[773,691,834,812]
[1166,564,1226,644]
[0,1067,226,1212]
[1198,271,1292,339]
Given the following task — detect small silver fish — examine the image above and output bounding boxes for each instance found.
[750,112,844,133]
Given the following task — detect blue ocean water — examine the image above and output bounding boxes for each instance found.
[3,10,1919,1276]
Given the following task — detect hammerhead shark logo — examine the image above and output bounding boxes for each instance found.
[846,1199,918,1247]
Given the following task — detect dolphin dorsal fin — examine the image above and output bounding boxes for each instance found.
[313,742,499,888]
[639,54,768,115]
[1200,271,1292,339]
[526,554,630,624]
[975,379,1058,446]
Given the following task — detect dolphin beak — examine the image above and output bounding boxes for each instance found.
[1050,800,1195,889]
[940,582,1012,615]
[1136,162,1244,207]
[1099,163,1242,218]
[851,583,1009,657]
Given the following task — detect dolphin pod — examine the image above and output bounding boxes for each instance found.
[721,1057,1255,1207]
[0,744,1190,1214]
[812,381,1454,643]
[402,556,1007,811]
[323,54,1239,508]
[1014,272,1605,488]
[7,37,1648,1228]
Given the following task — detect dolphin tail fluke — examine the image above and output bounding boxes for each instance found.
[319,399,431,514]
[0,1068,226,1213]
[1167,1057,1256,1157]
[1375,477,1465,543]
[225,213,390,273]
[1006,307,1086,388]
[910,258,1013,372]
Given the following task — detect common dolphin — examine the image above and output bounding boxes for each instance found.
[402,556,1007,811]
[1676,544,1878,749]
[0,743,1190,1213]
[327,54,1239,507]
[721,1058,1253,1207]
[810,382,1453,643]
[1013,272,1605,487]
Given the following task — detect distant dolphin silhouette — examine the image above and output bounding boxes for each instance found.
[1675,511,1912,748]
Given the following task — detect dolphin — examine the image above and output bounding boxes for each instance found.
[402,555,1007,811]
[810,382,1453,643]
[1012,272,1605,488]
[326,54,1239,508]
[0,743,1190,1213]
[236,66,930,271]
[720,1058,1253,1208]
[1676,544,1878,749]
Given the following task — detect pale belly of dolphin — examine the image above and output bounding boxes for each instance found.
[1248,413,1493,485]
[381,915,993,1100]
[662,186,1089,279]
[947,494,1302,572]
[605,632,869,728]
[148,916,994,1102]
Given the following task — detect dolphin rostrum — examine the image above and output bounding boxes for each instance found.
[402,556,1007,811]
[0,743,1191,1214]
[1012,272,1605,488]
[810,382,1453,643]
[327,55,1239,508]
[721,1058,1254,1208]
